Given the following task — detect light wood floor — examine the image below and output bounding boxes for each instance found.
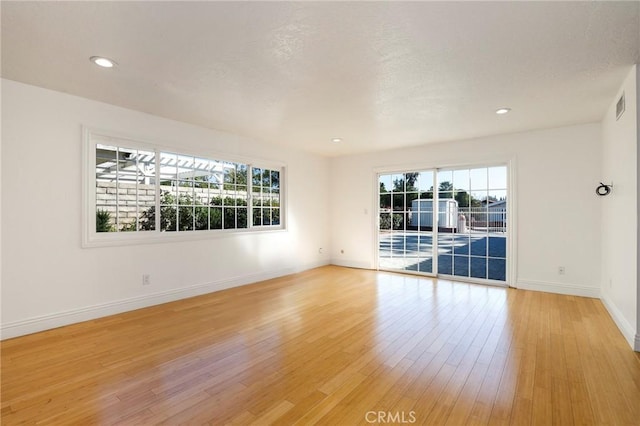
[2,266,640,425]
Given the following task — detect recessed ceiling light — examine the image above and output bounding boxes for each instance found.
[495,108,511,115]
[90,56,116,68]
[331,138,342,143]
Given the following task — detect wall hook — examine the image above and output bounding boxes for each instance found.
[596,182,613,196]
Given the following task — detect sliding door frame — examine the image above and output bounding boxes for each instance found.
[373,157,517,288]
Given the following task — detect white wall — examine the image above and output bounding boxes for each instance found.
[329,123,603,297]
[601,65,639,350]
[637,64,640,351]
[1,79,330,338]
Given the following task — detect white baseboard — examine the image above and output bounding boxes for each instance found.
[516,279,600,298]
[329,258,372,270]
[296,259,331,272]
[600,291,638,350]
[1,264,326,340]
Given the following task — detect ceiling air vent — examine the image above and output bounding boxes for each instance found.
[616,92,625,120]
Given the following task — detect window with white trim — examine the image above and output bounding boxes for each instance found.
[85,130,284,246]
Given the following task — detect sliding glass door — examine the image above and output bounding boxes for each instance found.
[378,165,508,284]
[379,171,435,273]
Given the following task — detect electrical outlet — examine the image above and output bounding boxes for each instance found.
[318,247,323,254]
[341,249,344,254]
[558,266,565,275]
[142,274,151,285]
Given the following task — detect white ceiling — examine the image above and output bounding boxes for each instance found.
[2,2,639,157]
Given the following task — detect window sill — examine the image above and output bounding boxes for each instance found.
[82,226,287,248]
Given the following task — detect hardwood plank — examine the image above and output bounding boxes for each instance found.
[2,266,639,425]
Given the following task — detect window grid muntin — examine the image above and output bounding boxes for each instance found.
[92,137,283,239]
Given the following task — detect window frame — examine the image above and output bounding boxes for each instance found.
[82,127,286,248]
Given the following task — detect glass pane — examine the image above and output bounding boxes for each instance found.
[118,161,137,183]
[488,258,506,281]
[380,213,391,230]
[262,188,272,205]
[237,164,249,186]
[404,173,418,191]
[418,257,433,273]
[236,194,248,207]
[209,161,223,189]
[392,194,405,211]
[392,213,405,230]
[96,206,115,232]
[263,209,272,225]
[470,235,487,256]
[262,170,271,187]
[453,169,470,191]
[438,234,453,250]
[392,234,406,254]
[391,174,404,192]
[210,207,222,229]
[253,208,262,226]
[470,191,487,231]
[488,237,507,259]
[194,177,208,190]
[438,255,453,275]
[455,190,471,208]
[406,233,419,253]
[161,205,177,231]
[418,171,433,192]
[178,206,194,231]
[413,200,433,229]
[195,206,208,230]
[470,168,488,190]
[224,208,237,229]
[117,184,136,232]
[238,208,248,228]
[138,211,155,231]
[159,180,176,201]
[470,257,487,279]
[488,192,507,233]
[159,152,178,181]
[271,208,279,226]
[380,193,391,209]
[138,184,155,231]
[406,192,418,210]
[488,166,507,190]
[177,155,194,180]
[379,174,392,193]
[252,167,262,188]
[224,165,236,186]
[454,255,469,277]
[194,157,210,179]
[137,150,156,181]
[417,233,433,254]
[193,184,207,205]
[453,235,470,255]
[96,145,117,182]
[488,190,506,204]
[210,194,222,206]
[178,182,194,205]
[438,170,453,191]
